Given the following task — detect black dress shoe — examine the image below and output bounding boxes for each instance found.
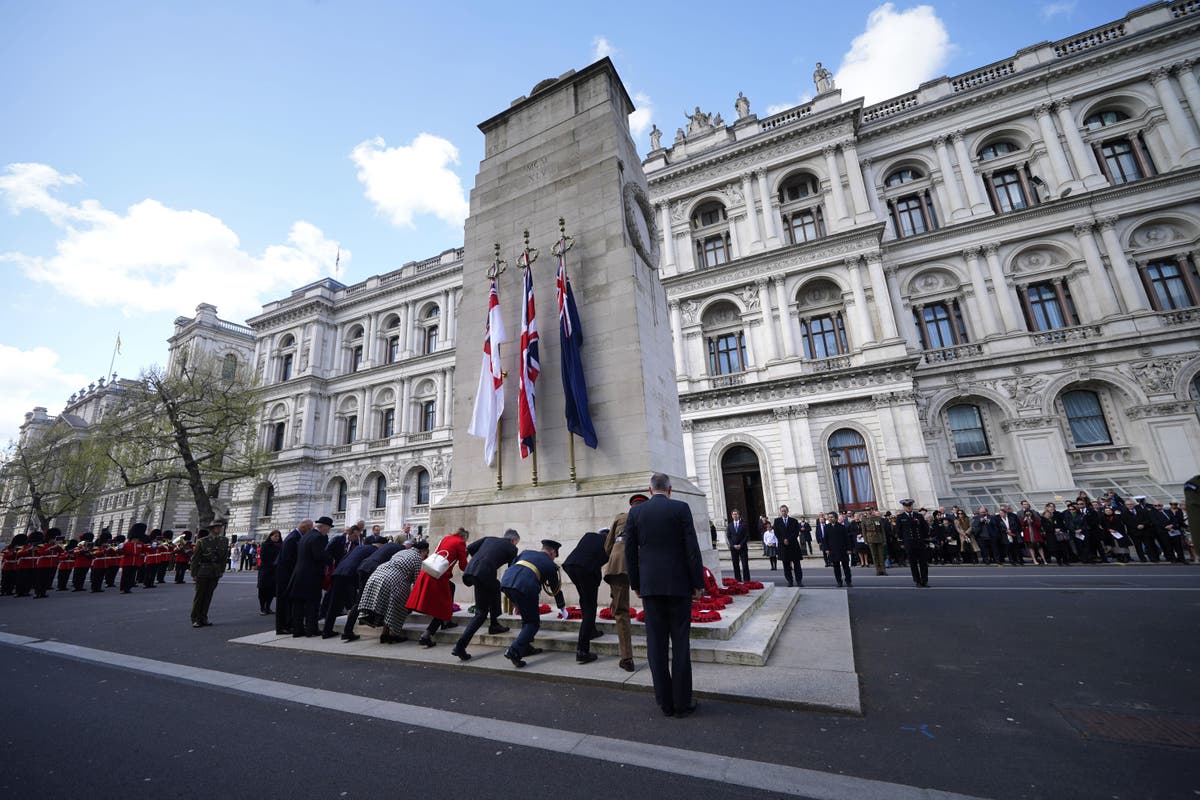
[526,646,543,656]
[576,652,598,664]
[504,649,526,668]
[661,706,675,717]
[589,630,604,639]
[341,633,360,642]
[418,635,435,648]
[451,646,472,661]
[321,632,337,639]
[619,658,635,672]
[488,624,510,634]
[442,621,458,630]
[675,702,699,718]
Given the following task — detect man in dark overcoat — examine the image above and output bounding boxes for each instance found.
[626,473,704,718]
[825,512,853,587]
[275,519,310,634]
[773,505,803,587]
[563,529,609,664]
[288,516,333,637]
[725,509,750,582]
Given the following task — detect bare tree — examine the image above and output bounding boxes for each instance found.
[97,354,267,529]
[0,420,108,532]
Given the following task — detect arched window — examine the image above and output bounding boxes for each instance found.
[883,167,937,237]
[702,302,749,376]
[1062,390,1112,447]
[1083,109,1155,185]
[884,167,921,187]
[828,429,874,510]
[947,404,989,457]
[778,173,826,246]
[222,354,237,381]
[1021,282,1078,331]
[335,478,347,513]
[978,141,1019,161]
[1083,110,1129,129]
[381,407,395,438]
[915,302,968,349]
[800,315,847,359]
[347,325,364,372]
[420,400,437,432]
[691,201,731,268]
[374,474,387,509]
[384,316,401,364]
[421,306,440,355]
[416,469,431,505]
[345,414,358,444]
[271,421,286,452]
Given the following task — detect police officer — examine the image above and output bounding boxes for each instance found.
[895,499,930,587]
[861,507,887,576]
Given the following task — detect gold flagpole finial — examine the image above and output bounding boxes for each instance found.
[488,242,507,282]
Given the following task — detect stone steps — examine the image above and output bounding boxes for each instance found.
[400,584,799,666]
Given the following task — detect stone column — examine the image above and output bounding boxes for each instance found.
[933,135,969,219]
[773,276,798,357]
[1150,67,1200,164]
[685,330,706,379]
[840,139,873,222]
[728,214,743,260]
[1054,96,1107,189]
[1072,222,1121,317]
[406,301,418,358]
[845,256,874,346]
[983,243,1023,332]
[756,278,780,361]
[1174,60,1200,130]
[887,266,920,347]
[444,288,457,347]
[951,131,991,214]
[669,300,687,376]
[1033,103,1076,191]
[860,158,894,239]
[1097,216,1150,313]
[658,202,676,272]
[678,228,696,273]
[361,314,374,367]
[308,324,324,377]
[741,173,763,250]
[823,146,851,228]
[774,407,803,506]
[865,253,898,340]
[963,246,1001,337]
[791,405,821,514]
[399,378,410,433]
[681,420,697,482]
[756,170,780,246]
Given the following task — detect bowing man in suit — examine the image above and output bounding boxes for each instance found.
[626,472,705,718]
[563,529,610,664]
[774,506,804,587]
[725,509,750,582]
[451,529,520,661]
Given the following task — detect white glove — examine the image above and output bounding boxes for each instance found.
[556,607,569,620]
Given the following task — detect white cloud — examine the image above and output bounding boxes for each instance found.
[629,91,654,139]
[350,134,469,229]
[0,162,344,321]
[1040,1,1077,20]
[0,345,90,444]
[834,3,953,105]
[765,95,813,117]
[592,35,616,60]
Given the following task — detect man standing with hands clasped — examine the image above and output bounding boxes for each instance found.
[626,472,705,718]
[725,509,750,583]
[773,505,803,587]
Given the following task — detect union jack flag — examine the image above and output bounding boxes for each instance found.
[518,261,539,458]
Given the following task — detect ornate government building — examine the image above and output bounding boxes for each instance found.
[5,2,1199,538]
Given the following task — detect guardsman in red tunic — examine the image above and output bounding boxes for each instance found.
[141,530,160,589]
[119,524,147,593]
[34,530,63,598]
[90,531,113,593]
[174,533,193,583]
[1,533,26,596]
[57,539,77,591]
[16,534,39,596]
[72,535,94,591]
[157,532,174,584]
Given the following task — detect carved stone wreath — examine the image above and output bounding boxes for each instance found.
[623,181,661,270]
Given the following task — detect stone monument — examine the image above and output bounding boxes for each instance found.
[432,58,719,577]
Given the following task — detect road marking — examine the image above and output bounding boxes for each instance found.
[0,631,986,800]
[838,586,1200,591]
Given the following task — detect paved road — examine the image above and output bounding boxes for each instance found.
[1,563,1196,799]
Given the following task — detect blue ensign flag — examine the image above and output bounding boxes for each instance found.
[556,256,597,448]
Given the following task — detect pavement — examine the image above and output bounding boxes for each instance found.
[232,583,862,714]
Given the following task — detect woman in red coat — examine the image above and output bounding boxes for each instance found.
[1020,510,1046,565]
[407,528,468,647]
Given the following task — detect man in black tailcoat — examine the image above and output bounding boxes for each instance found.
[626,472,704,718]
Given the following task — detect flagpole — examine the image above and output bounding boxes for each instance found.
[107,331,121,377]
[488,243,507,491]
[556,217,578,483]
[520,229,539,488]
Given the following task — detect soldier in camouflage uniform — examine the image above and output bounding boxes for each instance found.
[861,507,888,576]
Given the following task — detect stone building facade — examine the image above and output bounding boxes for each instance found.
[5,3,1199,540]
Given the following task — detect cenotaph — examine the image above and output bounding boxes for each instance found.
[432,58,718,575]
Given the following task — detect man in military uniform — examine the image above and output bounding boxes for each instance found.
[1184,476,1199,563]
[895,499,931,587]
[499,539,568,668]
[190,521,230,627]
[604,493,646,673]
[861,507,887,575]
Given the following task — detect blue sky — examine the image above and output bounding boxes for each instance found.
[0,0,1135,441]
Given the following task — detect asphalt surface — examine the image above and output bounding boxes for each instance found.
[1,562,1197,799]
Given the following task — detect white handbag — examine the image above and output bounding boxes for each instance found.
[421,549,451,579]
